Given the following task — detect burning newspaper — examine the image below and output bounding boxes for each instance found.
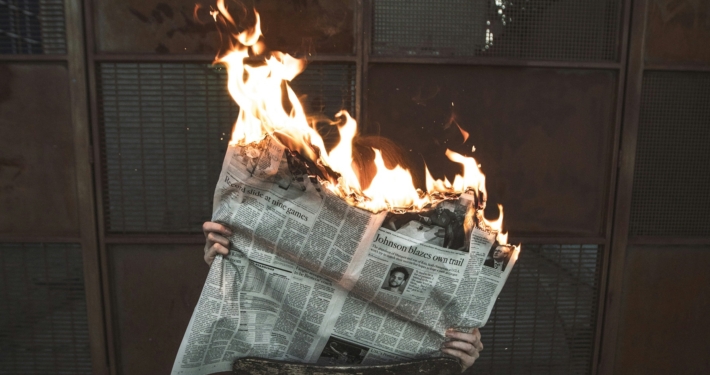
[172,5,520,374]
[171,136,519,374]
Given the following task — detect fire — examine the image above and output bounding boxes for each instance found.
[210,3,507,238]
[361,149,430,212]
[485,204,508,245]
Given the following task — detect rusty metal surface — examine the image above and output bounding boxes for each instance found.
[233,356,461,375]
[0,63,79,237]
[366,65,617,236]
[108,244,208,375]
[614,245,710,374]
[94,0,354,55]
[645,0,710,64]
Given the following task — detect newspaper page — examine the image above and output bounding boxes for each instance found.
[172,136,520,374]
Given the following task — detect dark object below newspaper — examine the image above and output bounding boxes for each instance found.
[232,356,461,375]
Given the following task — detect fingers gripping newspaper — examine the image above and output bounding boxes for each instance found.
[172,136,520,374]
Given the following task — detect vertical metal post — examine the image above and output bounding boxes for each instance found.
[598,0,649,373]
[64,0,110,373]
[592,0,634,373]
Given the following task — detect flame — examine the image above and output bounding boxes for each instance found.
[456,122,470,143]
[483,204,508,245]
[361,149,429,211]
[325,111,361,193]
[425,150,486,200]
[211,5,510,244]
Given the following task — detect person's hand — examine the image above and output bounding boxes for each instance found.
[203,221,232,266]
[441,328,483,372]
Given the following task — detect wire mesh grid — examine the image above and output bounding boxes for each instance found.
[98,63,237,234]
[629,72,710,237]
[475,244,602,375]
[0,0,66,54]
[98,62,356,234]
[0,243,92,374]
[372,0,622,61]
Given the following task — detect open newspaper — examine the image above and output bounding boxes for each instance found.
[172,137,520,374]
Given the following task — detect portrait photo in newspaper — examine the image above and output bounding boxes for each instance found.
[380,264,413,294]
[483,242,514,272]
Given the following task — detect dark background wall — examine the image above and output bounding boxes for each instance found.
[1,0,708,374]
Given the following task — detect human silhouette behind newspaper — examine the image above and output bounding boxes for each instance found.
[202,135,484,371]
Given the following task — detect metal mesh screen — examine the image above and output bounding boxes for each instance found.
[98,63,236,234]
[474,244,602,375]
[373,0,622,61]
[99,62,356,233]
[0,0,66,54]
[0,243,92,374]
[629,72,710,237]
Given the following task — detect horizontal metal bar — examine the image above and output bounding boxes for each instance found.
[0,236,82,243]
[644,63,710,73]
[628,236,710,246]
[0,54,67,62]
[369,56,621,70]
[105,234,205,244]
[304,54,358,62]
[93,54,216,62]
[509,236,607,245]
[93,53,357,63]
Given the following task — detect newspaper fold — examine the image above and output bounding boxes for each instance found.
[172,136,520,374]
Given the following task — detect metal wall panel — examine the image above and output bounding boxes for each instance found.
[366,64,617,236]
[94,0,355,55]
[645,0,710,65]
[614,245,710,374]
[108,244,209,375]
[373,0,623,61]
[0,0,66,54]
[0,243,92,374]
[0,63,79,237]
[472,244,602,375]
[629,71,710,237]
[98,63,235,233]
[98,62,355,234]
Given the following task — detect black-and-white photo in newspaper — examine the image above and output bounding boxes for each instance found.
[483,242,514,272]
[316,336,369,365]
[380,264,413,294]
[381,197,472,252]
